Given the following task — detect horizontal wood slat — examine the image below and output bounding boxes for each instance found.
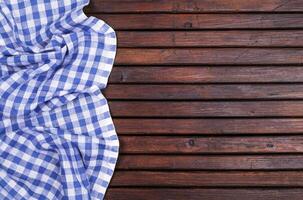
[119,136,303,154]
[116,155,303,170]
[109,101,303,117]
[115,48,303,65]
[88,0,303,13]
[117,31,303,47]
[109,67,303,83]
[111,171,303,186]
[106,188,303,200]
[113,118,303,135]
[98,14,303,30]
[105,84,303,100]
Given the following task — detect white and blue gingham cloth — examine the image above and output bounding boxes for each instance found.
[0,0,119,199]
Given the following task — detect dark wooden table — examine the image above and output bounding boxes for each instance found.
[86,1,303,199]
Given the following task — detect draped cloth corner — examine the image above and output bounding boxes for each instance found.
[0,0,119,199]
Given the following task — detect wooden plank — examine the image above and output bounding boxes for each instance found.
[109,67,303,83]
[111,171,303,186]
[98,14,303,30]
[105,84,303,100]
[119,136,303,154]
[115,48,303,65]
[113,118,303,135]
[117,31,303,47]
[117,155,303,170]
[88,0,303,13]
[109,101,303,117]
[106,188,303,200]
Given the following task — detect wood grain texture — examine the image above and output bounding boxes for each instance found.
[109,67,303,83]
[98,14,303,30]
[88,0,303,13]
[115,48,303,65]
[119,136,303,154]
[91,1,303,198]
[113,118,303,135]
[116,155,303,170]
[117,31,303,47]
[109,101,303,117]
[111,171,303,186]
[105,84,303,100]
[106,188,303,200]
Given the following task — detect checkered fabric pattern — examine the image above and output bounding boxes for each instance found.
[0,0,119,199]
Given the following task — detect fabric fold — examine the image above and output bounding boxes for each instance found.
[0,0,119,199]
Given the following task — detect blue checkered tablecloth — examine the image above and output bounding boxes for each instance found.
[0,0,119,199]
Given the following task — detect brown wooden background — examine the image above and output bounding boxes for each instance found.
[86,1,303,199]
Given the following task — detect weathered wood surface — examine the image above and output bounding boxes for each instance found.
[118,136,303,154]
[111,171,303,186]
[113,118,303,134]
[97,14,303,30]
[115,48,303,65]
[116,31,303,47]
[88,0,303,13]
[109,101,303,117]
[109,67,303,83]
[106,188,303,200]
[116,155,303,170]
[105,84,303,99]
[87,1,303,199]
